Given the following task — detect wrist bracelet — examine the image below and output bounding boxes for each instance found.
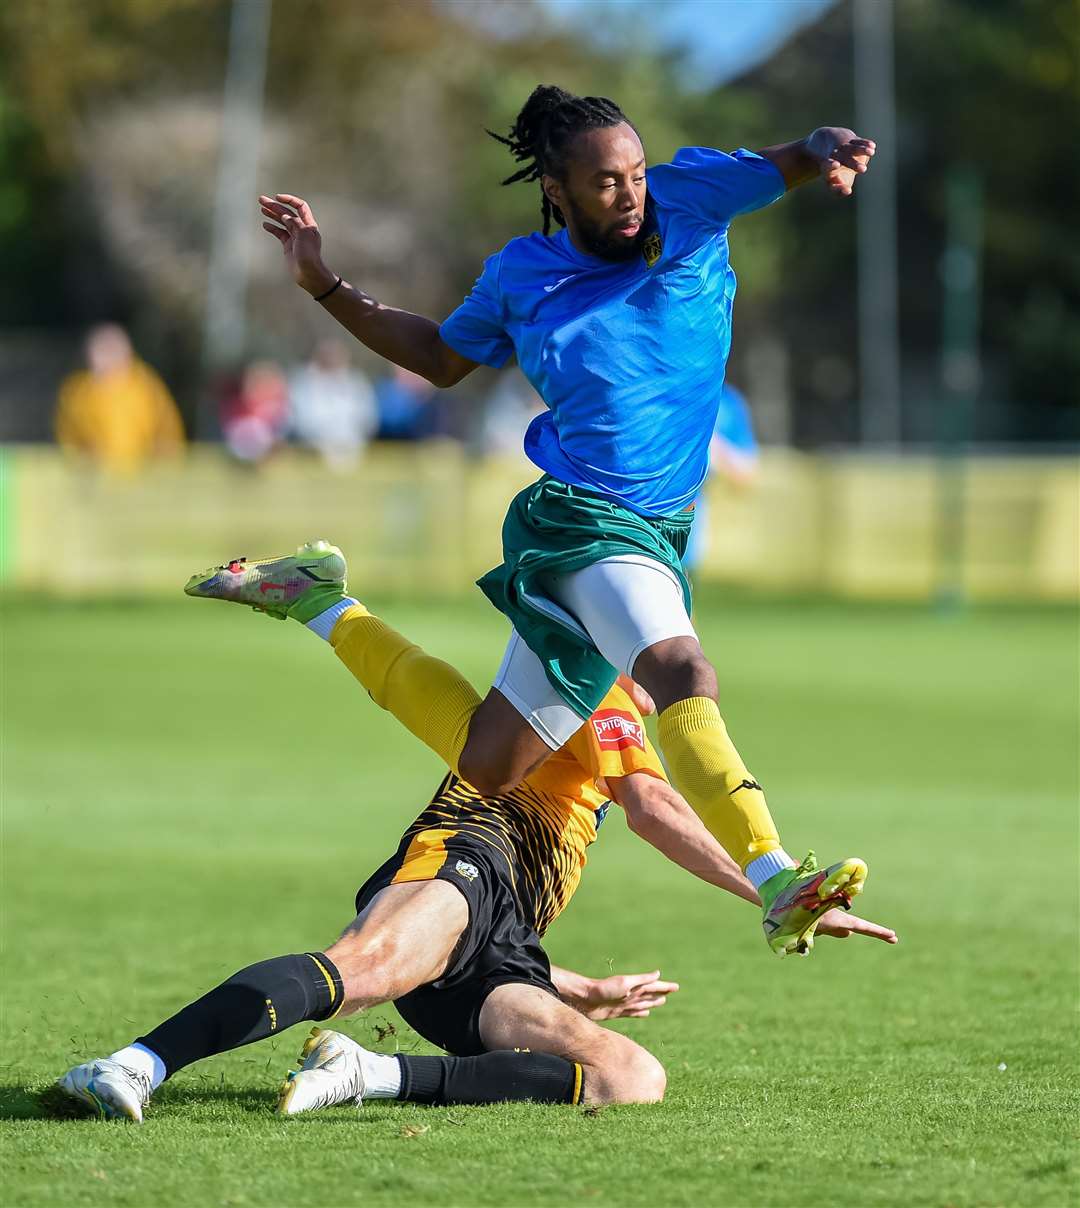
[313,275,343,303]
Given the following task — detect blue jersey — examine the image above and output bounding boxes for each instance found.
[440,147,784,516]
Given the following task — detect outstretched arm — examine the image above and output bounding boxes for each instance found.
[609,772,760,903]
[259,193,478,388]
[607,771,898,944]
[549,964,679,1020]
[758,127,875,195]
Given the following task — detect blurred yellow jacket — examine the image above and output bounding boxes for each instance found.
[55,360,185,474]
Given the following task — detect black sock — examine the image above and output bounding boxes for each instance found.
[395,1050,583,1106]
[136,952,344,1078]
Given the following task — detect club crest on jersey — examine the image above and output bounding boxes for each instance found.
[642,232,662,267]
[454,859,479,883]
[592,709,645,751]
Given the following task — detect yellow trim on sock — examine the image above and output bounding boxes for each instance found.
[571,1061,583,1105]
[307,954,338,1010]
[657,696,781,871]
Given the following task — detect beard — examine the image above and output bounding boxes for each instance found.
[561,194,646,262]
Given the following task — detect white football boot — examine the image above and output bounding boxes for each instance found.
[56,1058,153,1122]
[276,1028,368,1116]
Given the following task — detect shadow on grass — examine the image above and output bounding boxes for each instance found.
[0,1084,47,1121]
[155,1085,403,1128]
[4,1082,279,1123]
[4,1082,394,1126]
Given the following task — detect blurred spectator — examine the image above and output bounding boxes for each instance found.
[288,340,377,470]
[479,368,545,455]
[375,365,436,441]
[709,382,759,488]
[683,383,760,574]
[219,361,288,465]
[54,324,184,475]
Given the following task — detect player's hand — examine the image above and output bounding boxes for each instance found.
[259,193,338,296]
[816,906,898,944]
[615,674,656,717]
[580,970,680,1020]
[818,132,876,197]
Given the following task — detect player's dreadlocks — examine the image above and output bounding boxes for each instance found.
[488,85,631,234]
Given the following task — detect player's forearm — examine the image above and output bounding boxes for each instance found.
[634,811,760,906]
[618,779,761,906]
[548,964,594,1009]
[310,279,457,386]
[262,192,467,386]
[759,127,856,190]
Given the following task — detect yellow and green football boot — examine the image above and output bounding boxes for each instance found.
[183,540,347,623]
[760,851,867,957]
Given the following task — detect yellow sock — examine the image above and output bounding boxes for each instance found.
[657,696,780,870]
[330,605,480,774]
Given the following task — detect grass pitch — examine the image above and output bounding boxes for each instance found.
[2,592,1077,1207]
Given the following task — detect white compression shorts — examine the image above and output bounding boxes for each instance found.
[491,555,698,749]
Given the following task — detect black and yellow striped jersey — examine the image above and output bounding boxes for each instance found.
[389,683,667,936]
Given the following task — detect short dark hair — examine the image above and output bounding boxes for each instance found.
[488,85,631,234]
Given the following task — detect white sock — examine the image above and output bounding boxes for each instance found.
[745,848,796,890]
[305,597,361,642]
[110,1042,167,1091]
[360,1049,403,1099]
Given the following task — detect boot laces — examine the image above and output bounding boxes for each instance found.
[793,850,819,879]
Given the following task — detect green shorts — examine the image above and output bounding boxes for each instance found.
[477,475,694,719]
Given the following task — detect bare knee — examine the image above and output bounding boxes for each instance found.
[633,636,717,712]
[616,1049,667,1104]
[323,882,468,1015]
[588,1044,667,1105]
[324,932,399,1010]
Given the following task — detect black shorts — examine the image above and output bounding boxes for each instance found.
[354,833,558,1057]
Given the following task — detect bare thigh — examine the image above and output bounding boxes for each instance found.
[478,983,666,1105]
[325,880,469,1015]
[456,687,554,797]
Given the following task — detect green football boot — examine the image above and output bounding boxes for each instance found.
[183,540,347,623]
[760,851,867,957]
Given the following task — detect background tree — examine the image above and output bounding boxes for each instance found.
[0,0,1075,443]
